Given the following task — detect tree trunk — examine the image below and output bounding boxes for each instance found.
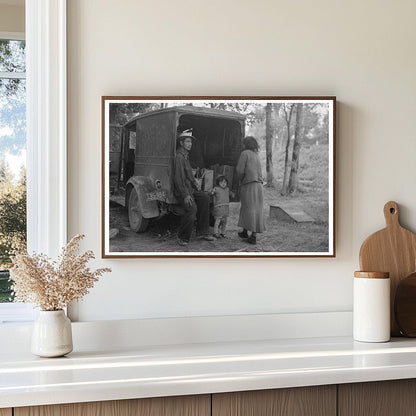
[281,105,294,195]
[288,103,303,194]
[265,103,275,187]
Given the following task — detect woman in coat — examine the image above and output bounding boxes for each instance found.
[236,136,265,244]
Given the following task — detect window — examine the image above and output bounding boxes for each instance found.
[0,0,67,323]
[0,35,26,303]
[0,32,34,322]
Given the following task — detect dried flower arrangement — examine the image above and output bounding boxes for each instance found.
[10,234,111,311]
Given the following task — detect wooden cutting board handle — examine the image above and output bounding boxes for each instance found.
[359,201,416,336]
[383,201,400,228]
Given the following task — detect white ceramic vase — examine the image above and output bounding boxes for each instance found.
[31,310,73,357]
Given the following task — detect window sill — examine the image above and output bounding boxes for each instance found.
[0,303,36,324]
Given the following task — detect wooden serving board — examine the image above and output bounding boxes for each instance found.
[359,201,416,336]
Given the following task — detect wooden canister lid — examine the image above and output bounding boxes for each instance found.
[354,271,389,279]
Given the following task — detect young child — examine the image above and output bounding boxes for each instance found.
[211,175,230,238]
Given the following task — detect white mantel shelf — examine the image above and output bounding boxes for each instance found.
[2,335,416,409]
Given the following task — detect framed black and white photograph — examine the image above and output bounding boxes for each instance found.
[102,97,335,258]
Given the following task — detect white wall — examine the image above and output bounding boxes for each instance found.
[67,0,416,322]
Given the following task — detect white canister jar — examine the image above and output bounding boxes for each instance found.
[353,271,390,343]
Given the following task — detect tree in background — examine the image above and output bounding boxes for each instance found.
[300,103,329,146]
[109,103,161,126]
[265,103,275,187]
[288,103,304,194]
[0,158,14,184]
[208,102,259,127]
[0,40,26,156]
[281,104,295,195]
[0,40,27,302]
[0,161,26,270]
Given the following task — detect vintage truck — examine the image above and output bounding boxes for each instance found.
[109,105,246,233]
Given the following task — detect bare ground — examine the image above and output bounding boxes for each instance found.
[109,190,329,254]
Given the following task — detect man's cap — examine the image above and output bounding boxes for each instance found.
[177,129,196,141]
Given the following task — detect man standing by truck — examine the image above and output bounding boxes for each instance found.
[174,130,215,246]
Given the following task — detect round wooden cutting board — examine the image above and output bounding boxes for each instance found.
[395,272,416,337]
[359,201,416,336]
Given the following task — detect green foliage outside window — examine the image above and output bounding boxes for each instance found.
[0,38,26,303]
[0,162,26,302]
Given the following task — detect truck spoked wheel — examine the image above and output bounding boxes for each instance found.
[128,188,149,233]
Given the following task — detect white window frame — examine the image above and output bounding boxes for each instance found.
[0,0,67,323]
[26,0,67,256]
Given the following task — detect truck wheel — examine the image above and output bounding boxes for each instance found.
[128,188,149,233]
